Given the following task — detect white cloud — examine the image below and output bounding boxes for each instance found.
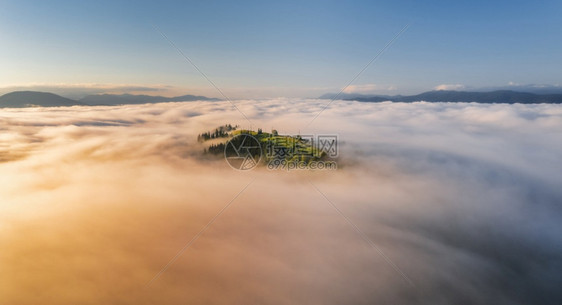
[433,84,465,91]
[0,100,561,304]
[342,83,397,94]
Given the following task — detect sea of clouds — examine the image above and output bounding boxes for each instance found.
[1,99,561,304]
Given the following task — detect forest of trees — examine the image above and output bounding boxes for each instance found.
[197,124,237,142]
[204,143,226,155]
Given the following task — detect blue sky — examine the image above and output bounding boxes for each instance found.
[1,0,561,98]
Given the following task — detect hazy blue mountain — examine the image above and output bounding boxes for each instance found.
[320,90,562,104]
[480,85,562,95]
[80,94,220,105]
[0,91,82,108]
[0,91,220,108]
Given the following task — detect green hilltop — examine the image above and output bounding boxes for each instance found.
[198,125,327,164]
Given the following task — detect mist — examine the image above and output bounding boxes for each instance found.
[1,100,561,304]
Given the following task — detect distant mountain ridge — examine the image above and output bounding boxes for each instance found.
[3,90,562,108]
[79,93,220,105]
[0,91,83,108]
[0,91,220,108]
[320,90,562,104]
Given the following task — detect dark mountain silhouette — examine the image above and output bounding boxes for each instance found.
[0,91,220,108]
[80,94,220,105]
[0,91,83,108]
[320,90,562,104]
[479,85,562,95]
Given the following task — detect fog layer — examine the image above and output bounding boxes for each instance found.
[1,100,561,304]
